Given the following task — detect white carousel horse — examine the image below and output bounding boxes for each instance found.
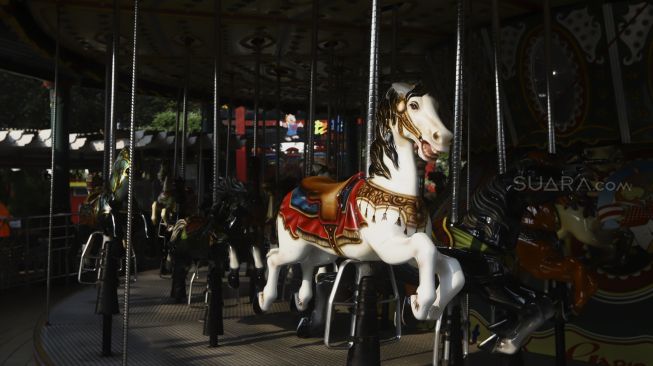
[258,83,465,320]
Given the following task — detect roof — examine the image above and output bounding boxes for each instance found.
[0,0,587,106]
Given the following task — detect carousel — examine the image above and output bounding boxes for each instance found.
[0,0,652,365]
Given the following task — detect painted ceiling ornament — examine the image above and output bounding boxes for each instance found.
[556,7,604,64]
[500,23,526,79]
[618,2,653,66]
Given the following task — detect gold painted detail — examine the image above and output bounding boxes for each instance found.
[357,180,427,232]
[292,226,362,256]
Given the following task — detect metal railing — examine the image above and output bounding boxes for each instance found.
[0,213,79,290]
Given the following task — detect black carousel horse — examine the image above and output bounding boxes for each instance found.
[168,177,268,305]
[431,155,593,356]
[77,148,150,355]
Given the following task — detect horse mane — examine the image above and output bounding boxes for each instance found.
[368,83,428,179]
[461,177,511,242]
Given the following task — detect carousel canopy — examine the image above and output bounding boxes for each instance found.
[0,0,585,108]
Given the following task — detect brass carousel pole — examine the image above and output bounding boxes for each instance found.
[122,0,140,363]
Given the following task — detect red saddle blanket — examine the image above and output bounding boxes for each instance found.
[279,173,367,255]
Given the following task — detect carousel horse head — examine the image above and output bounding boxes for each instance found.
[110,148,131,204]
[86,172,103,195]
[369,82,453,178]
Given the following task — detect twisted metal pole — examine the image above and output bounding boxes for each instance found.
[107,0,119,178]
[45,3,61,326]
[492,0,506,174]
[450,0,465,225]
[225,73,234,177]
[122,0,139,364]
[180,56,189,180]
[544,0,556,154]
[252,47,261,158]
[212,0,222,204]
[305,0,319,177]
[275,67,281,194]
[173,89,181,178]
[364,0,379,177]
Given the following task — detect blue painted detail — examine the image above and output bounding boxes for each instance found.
[290,187,319,215]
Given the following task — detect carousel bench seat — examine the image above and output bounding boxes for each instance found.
[300,176,352,221]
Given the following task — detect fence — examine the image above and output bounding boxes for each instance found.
[0,213,80,290]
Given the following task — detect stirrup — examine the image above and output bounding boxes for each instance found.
[77,231,105,285]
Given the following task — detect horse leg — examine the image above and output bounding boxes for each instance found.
[295,249,337,311]
[430,250,465,321]
[570,258,598,312]
[367,232,461,320]
[227,244,240,289]
[251,244,266,289]
[516,239,596,311]
[258,217,312,312]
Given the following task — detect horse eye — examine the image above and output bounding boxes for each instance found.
[410,102,419,110]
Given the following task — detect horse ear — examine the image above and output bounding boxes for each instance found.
[396,99,406,113]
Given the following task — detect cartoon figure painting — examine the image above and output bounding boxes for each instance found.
[280,114,303,141]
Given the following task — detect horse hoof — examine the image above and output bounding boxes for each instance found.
[296,317,311,338]
[255,268,266,289]
[426,305,442,321]
[228,270,240,289]
[409,295,427,320]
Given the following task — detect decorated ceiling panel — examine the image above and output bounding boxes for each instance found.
[2,0,585,108]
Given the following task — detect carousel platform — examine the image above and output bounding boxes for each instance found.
[33,269,587,365]
[34,269,436,365]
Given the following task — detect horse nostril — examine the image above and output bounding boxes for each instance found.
[432,132,439,141]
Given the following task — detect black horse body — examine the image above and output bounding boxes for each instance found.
[439,156,584,354]
[169,187,267,303]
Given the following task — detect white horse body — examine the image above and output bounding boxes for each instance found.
[259,83,465,321]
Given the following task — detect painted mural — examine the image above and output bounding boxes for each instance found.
[428,145,653,364]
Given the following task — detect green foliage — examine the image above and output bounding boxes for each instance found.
[146,108,202,132]
[0,72,50,129]
[0,69,186,133]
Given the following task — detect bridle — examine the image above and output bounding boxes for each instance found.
[395,98,425,144]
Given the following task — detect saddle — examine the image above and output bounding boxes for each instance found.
[279,173,366,255]
[300,176,352,222]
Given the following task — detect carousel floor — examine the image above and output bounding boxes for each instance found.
[33,269,588,366]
